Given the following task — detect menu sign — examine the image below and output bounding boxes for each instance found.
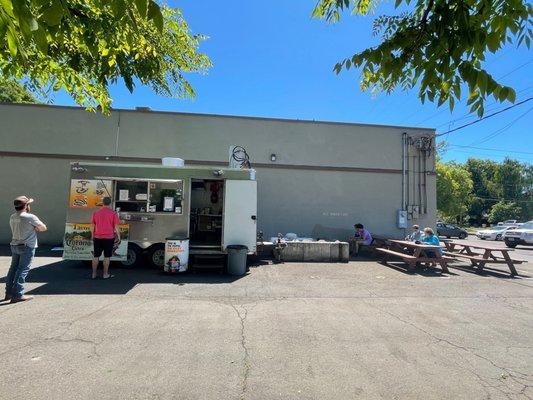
[63,223,129,261]
[69,179,113,208]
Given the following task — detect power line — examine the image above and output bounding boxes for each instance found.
[470,195,533,203]
[434,86,533,129]
[448,149,532,162]
[416,60,533,126]
[472,107,533,145]
[447,144,533,155]
[435,98,533,137]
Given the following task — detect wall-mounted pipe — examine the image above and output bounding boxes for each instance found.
[402,132,407,210]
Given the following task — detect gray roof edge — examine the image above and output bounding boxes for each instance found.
[0,102,436,133]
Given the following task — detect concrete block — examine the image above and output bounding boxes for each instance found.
[283,242,304,261]
[330,243,340,261]
[339,242,349,262]
[303,242,326,262]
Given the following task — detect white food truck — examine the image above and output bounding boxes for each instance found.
[63,161,257,269]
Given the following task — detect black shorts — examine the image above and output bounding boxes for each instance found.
[93,238,114,258]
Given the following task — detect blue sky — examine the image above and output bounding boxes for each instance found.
[52,0,533,164]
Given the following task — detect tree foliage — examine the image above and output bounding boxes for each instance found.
[0,76,38,103]
[436,160,473,220]
[313,0,533,116]
[487,201,522,223]
[0,0,211,113]
[464,158,499,223]
[450,157,533,224]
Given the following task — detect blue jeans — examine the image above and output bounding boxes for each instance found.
[6,245,35,299]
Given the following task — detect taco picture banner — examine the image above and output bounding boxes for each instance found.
[69,179,113,208]
[63,223,129,261]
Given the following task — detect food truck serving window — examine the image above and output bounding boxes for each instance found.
[108,178,183,215]
[149,181,183,213]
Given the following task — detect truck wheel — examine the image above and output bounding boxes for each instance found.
[458,233,467,239]
[147,244,165,268]
[121,244,142,268]
[505,240,517,248]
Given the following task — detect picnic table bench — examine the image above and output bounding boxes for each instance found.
[444,241,525,276]
[376,240,454,273]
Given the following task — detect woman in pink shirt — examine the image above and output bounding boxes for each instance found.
[90,197,120,279]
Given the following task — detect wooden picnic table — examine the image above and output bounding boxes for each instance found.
[444,241,524,276]
[376,240,453,273]
[439,238,455,251]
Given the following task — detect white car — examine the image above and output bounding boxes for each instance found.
[476,226,516,241]
[503,221,533,248]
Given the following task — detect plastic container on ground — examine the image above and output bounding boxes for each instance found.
[226,245,248,276]
[164,237,189,273]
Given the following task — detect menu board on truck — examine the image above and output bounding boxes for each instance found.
[69,179,113,208]
[63,223,129,261]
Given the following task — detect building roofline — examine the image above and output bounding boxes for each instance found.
[0,101,436,133]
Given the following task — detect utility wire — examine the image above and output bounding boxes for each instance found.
[416,60,533,125]
[447,144,533,155]
[435,98,533,137]
[472,107,533,145]
[435,86,533,129]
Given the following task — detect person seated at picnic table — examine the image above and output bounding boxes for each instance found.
[354,223,373,245]
[405,224,423,241]
[420,227,443,258]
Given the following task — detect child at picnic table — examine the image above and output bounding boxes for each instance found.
[420,227,443,258]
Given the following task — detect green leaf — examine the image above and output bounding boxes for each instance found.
[6,28,17,57]
[41,0,64,26]
[111,0,126,18]
[32,25,48,53]
[29,17,38,32]
[148,1,163,32]
[135,0,148,18]
[506,87,516,103]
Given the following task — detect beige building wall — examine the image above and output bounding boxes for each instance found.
[0,104,436,245]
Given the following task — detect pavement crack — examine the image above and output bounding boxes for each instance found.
[365,300,533,398]
[231,303,251,400]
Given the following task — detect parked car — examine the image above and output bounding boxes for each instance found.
[476,226,516,241]
[497,220,519,227]
[436,222,468,239]
[503,221,533,248]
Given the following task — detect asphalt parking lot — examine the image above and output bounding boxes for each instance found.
[1,247,532,400]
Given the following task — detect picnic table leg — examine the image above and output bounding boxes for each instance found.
[463,246,479,266]
[501,251,519,276]
[407,261,416,272]
[476,250,492,273]
[411,248,422,271]
[438,260,450,273]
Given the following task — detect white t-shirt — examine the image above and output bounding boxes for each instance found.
[10,212,44,248]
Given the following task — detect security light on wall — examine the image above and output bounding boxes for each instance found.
[270,154,277,162]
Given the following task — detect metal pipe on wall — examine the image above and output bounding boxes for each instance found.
[402,132,406,210]
[418,145,422,214]
[114,111,121,157]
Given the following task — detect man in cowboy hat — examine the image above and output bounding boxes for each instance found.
[3,196,47,303]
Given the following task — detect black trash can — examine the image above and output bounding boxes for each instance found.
[226,245,248,276]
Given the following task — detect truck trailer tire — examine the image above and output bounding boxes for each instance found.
[147,243,166,268]
[121,244,142,268]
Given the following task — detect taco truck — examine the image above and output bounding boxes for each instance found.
[63,160,257,269]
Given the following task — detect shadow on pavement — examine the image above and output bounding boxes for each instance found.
[448,264,531,279]
[375,261,459,277]
[0,259,245,297]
